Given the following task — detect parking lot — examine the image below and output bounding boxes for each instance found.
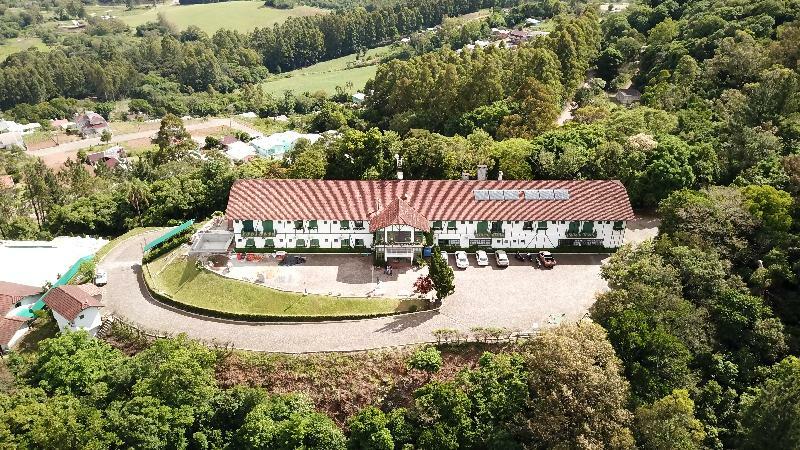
[216,251,609,331]
[443,252,609,331]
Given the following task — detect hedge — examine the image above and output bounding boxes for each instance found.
[142,225,198,263]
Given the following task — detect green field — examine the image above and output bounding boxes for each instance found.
[0,37,47,61]
[145,250,424,318]
[261,45,390,95]
[88,2,327,33]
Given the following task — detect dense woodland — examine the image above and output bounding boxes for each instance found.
[2,0,800,446]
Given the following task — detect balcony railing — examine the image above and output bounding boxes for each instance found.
[566,231,598,238]
[474,232,505,238]
[240,231,277,237]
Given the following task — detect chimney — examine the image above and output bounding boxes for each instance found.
[462,171,470,180]
[498,170,504,181]
[477,165,488,181]
[397,170,404,180]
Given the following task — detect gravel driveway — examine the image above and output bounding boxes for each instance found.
[99,229,617,352]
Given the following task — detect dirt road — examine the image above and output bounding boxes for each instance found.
[29,118,264,168]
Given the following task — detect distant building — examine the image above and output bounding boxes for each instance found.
[525,18,541,25]
[249,130,322,159]
[0,175,14,189]
[44,285,104,336]
[0,132,24,150]
[50,118,75,131]
[0,119,40,135]
[238,112,258,119]
[0,281,42,353]
[615,88,642,105]
[74,111,110,137]
[224,141,257,162]
[352,92,366,104]
[86,146,128,169]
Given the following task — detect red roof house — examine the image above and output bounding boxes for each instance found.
[44,285,103,323]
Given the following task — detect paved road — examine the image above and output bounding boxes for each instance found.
[100,229,614,353]
[30,118,264,168]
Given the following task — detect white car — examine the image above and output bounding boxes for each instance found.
[476,250,489,266]
[440,251,449,264]
[455,251,469,269]
[94,269,108,286]
[495,250,509,267]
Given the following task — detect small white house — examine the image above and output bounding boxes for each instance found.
[249,131,322,159]
[0,119,41,135]
[352,92,366,104]
[0,281,42,353]
[44,285,103,336]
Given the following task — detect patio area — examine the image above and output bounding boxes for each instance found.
[208,253,427,298]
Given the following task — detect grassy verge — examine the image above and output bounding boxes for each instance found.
[0,37,47,61]
[261,45,391,95]
[143,250,425,319]
[96,227,160,262]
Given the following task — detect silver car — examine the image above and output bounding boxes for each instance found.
[455,251,469,269]
[495,250,509,267]
[476,250,489,266]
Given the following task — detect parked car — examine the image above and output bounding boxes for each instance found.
[94,269,108,286]
[440,251,449,264]
[537,251,557,269]
[455,251,469,269]
[495,250,509,267]
[476,250,489,266]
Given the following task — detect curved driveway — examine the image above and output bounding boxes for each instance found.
[101,230,612,353]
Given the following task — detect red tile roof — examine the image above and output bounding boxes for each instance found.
[0,316,28,347]
[369,197,430,232]
[225,179,635,222]
[0,281,41,316]
[44,286,103,322]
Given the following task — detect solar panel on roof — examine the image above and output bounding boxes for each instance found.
[524,190,540,200]
[488,190,505,200]
[554,189,570,200]
[474,190,490,200]
[539,190,555,200]
[503,190,520,200]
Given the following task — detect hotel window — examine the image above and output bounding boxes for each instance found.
[294,220,303,230]
[523,221,534,230]
[537,221,548,230]
[340,220,350,230]
[447,221,457,230]
[613,221,625,230]
[354,220,365,230]
[432,221,443,230]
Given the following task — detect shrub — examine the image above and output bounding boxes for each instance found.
[407,347,442,374]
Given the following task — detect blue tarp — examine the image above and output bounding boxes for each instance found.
[144,220,195,252]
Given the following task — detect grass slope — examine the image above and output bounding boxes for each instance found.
[0,37,47,61]
[261,45,390,95]
[145,251,424,317]
[94,2,327,33]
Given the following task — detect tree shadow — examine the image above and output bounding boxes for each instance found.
[376,309,439,334]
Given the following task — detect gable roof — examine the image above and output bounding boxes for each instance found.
[44,285,103,322]
[225,179,635,222]
[0,316,28,347]
[0,281,41,315]
[369,197,430,232]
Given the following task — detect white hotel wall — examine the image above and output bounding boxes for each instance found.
[52,308,103,336]
[233,219,627,250]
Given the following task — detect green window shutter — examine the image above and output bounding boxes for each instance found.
[537,221,548,230]
[242,220,254,232]
[294,220,303,230]
[568,221,580,234]
[310,239,320,248]
[477,221,489,234]
[308,220,318,230]
[447,221,457,230]
[523,221,533,230]
[354,239,364,247]
[433,221,442,230]
[263,220,273,232]
[354,221,364,229]
[245,238,255,248]
[613,221,624,230]
[340,220,350,229]
[491,221,502,233]
[296,239,306,248]
[265,239,275,248]
[341,240,351,248]
[581,221,594,233]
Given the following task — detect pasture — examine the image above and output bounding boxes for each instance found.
[87,2,327,33]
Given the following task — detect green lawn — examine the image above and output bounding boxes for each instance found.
[96,227,161,262]
[144,252,425,318]
[261,45,390,95]
[0,37,47,61]
[91,2,327,34]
